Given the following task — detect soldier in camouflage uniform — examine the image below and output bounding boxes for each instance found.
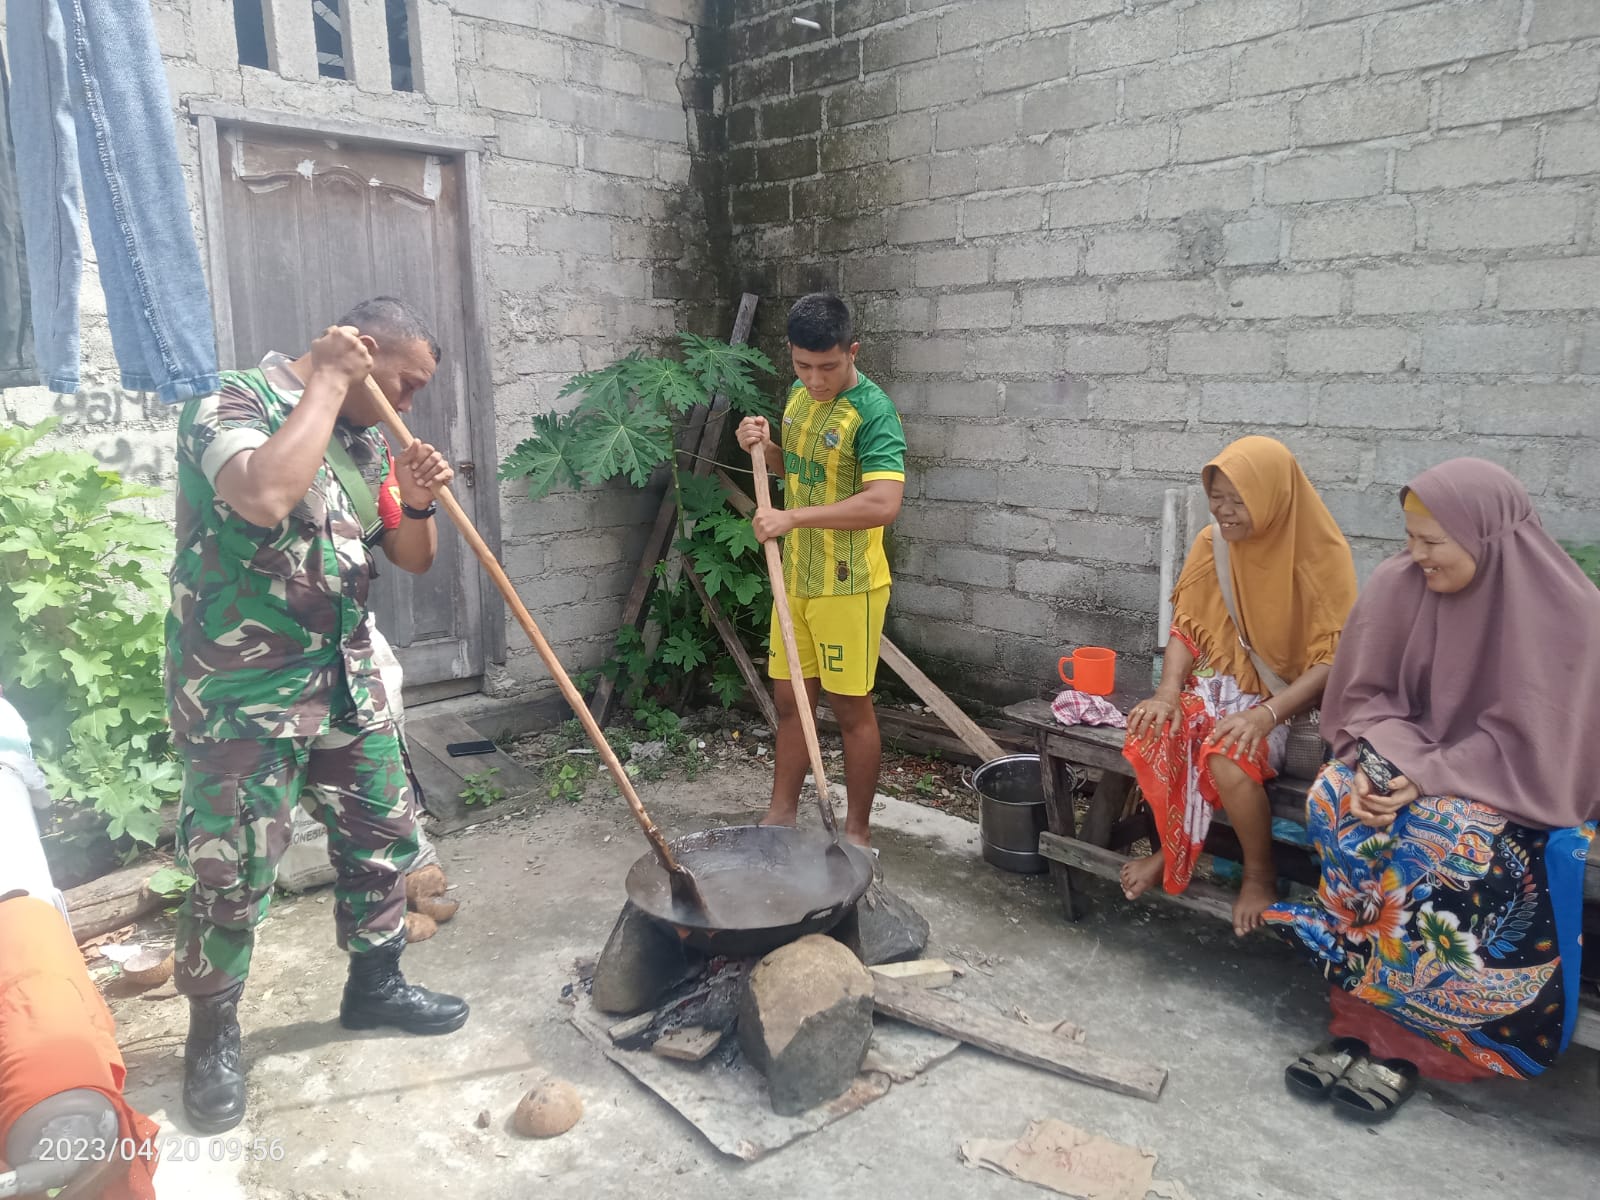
[165,297,468,1134]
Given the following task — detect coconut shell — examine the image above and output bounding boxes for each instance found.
[511,1081,583,1138]
[414,895,460,923]
[404,912,438,943]
[123,950,174,989]
[405,865,448,905]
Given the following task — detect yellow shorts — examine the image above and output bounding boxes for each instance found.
[768,586,889,698]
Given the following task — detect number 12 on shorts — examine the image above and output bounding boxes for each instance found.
[820,643,844,673]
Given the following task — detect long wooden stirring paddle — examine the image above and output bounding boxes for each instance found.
[747,441,847,853]
[360,376,708,913]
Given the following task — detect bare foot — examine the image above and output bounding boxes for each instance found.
[1120,851,1165,901]
[759,807,798,828]
[844,826,872,850]
[1233,871,1277,936]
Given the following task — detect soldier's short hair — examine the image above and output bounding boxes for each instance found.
[337,296,441,363]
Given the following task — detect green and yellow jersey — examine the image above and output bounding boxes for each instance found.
[779,372,906,598]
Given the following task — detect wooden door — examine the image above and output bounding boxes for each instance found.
[213,125,484,696]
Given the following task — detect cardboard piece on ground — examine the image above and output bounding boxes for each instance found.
[405,714,539,833]
[869,959,958,989]
[960,1118,1193,1200]
[571,993,959,1161]
[872,976,1167,1102]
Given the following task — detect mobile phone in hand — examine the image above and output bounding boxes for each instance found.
[1357,739,1399,796]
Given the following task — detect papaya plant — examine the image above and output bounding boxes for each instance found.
[500,334,779,714]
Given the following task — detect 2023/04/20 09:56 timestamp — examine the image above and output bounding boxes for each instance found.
[38,1135,288,1163]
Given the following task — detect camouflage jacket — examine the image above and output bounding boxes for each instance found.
[165,354,396,741]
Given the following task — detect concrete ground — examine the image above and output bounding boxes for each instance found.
[109,759,1599,1200]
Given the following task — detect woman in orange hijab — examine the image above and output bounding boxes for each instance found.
[1122,437,1358,935]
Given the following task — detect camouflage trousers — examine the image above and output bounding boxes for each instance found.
[173,717,419,996]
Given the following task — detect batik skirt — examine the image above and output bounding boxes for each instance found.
[1265,762,1594,1079]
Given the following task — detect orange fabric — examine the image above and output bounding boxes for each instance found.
[1170,436,1357,696]
[0,897,158,1199]
[1400,487,1433,518]
[1123,686,1275,894]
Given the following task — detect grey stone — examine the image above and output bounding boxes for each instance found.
[591,902,695,1016]
[738,935,875,1115]
[831,876,933,967]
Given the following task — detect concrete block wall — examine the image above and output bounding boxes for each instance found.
[724,0,1600,700]
[0,0,720,696]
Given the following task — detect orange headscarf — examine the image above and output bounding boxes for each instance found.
[1169,436,1357,696]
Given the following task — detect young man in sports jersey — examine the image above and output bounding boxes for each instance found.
[736,294,907,848]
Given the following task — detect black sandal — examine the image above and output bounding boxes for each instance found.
[1284,1037,1369,1100]
[1329,1055,1419,1122]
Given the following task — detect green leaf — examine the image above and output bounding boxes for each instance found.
[574,394,672,487]
[660,631,709,670]
[11,574,75,619]
[676,473,729,522]
[147,866,196,898]
[705,512,761,557]
[560,359,635,415]
[500,411,586,499]
[730,571,766,607]
[620,357,706,416]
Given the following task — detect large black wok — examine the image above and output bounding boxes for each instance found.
[626,825,874,957]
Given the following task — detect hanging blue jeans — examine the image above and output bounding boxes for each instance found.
[6,0,219,404]
[0,55,35,388]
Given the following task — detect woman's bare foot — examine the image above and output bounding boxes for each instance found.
[1233,869,1277,936]
[1119,851,1165,900]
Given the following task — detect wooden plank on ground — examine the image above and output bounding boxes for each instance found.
[589,294,760,727]
[877,638,1006,763]
[652,1025,724,1062]
[871,975,1167,1102]
[1575,1001,1600,1052]
[405,714,540,832]
[64,859,172,943]
[683,560,779,732]
[870,959,958,989]
[1039,833,1234,925]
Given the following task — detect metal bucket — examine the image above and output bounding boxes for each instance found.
[969,754,1056,875]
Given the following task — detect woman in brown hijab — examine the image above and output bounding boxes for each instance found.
[1266,459,1600,1121]
[1122,437,1358,935]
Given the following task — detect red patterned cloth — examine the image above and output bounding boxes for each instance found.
[1050,690,1126,729]
[1122,633,1284,894]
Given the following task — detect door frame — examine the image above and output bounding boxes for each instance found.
[187,101,507,673]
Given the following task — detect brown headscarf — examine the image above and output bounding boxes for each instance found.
[1321,458,1600,829]
[1170,436,1358,696]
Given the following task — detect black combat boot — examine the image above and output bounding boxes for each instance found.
[182,981,246,1134]
[339,939,469,1035]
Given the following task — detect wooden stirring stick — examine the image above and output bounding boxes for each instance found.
[360,376,709,913]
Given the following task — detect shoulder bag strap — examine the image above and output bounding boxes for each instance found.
[1210,522,1289,696]
[324,433,384,542]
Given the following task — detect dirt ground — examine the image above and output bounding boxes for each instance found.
[102,742,1599,1200]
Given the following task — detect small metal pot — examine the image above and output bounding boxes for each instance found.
[968,754,1061,875]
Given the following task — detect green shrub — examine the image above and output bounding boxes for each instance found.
[1563,543,1600,589]
[0,419,179,844]
[500,334,777,713]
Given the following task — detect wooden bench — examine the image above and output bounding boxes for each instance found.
[1001,692,1600,1052]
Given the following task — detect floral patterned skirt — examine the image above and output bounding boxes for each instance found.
[1264,762,1595,1079]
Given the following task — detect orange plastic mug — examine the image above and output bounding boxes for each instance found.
[1058,647,1117,696]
